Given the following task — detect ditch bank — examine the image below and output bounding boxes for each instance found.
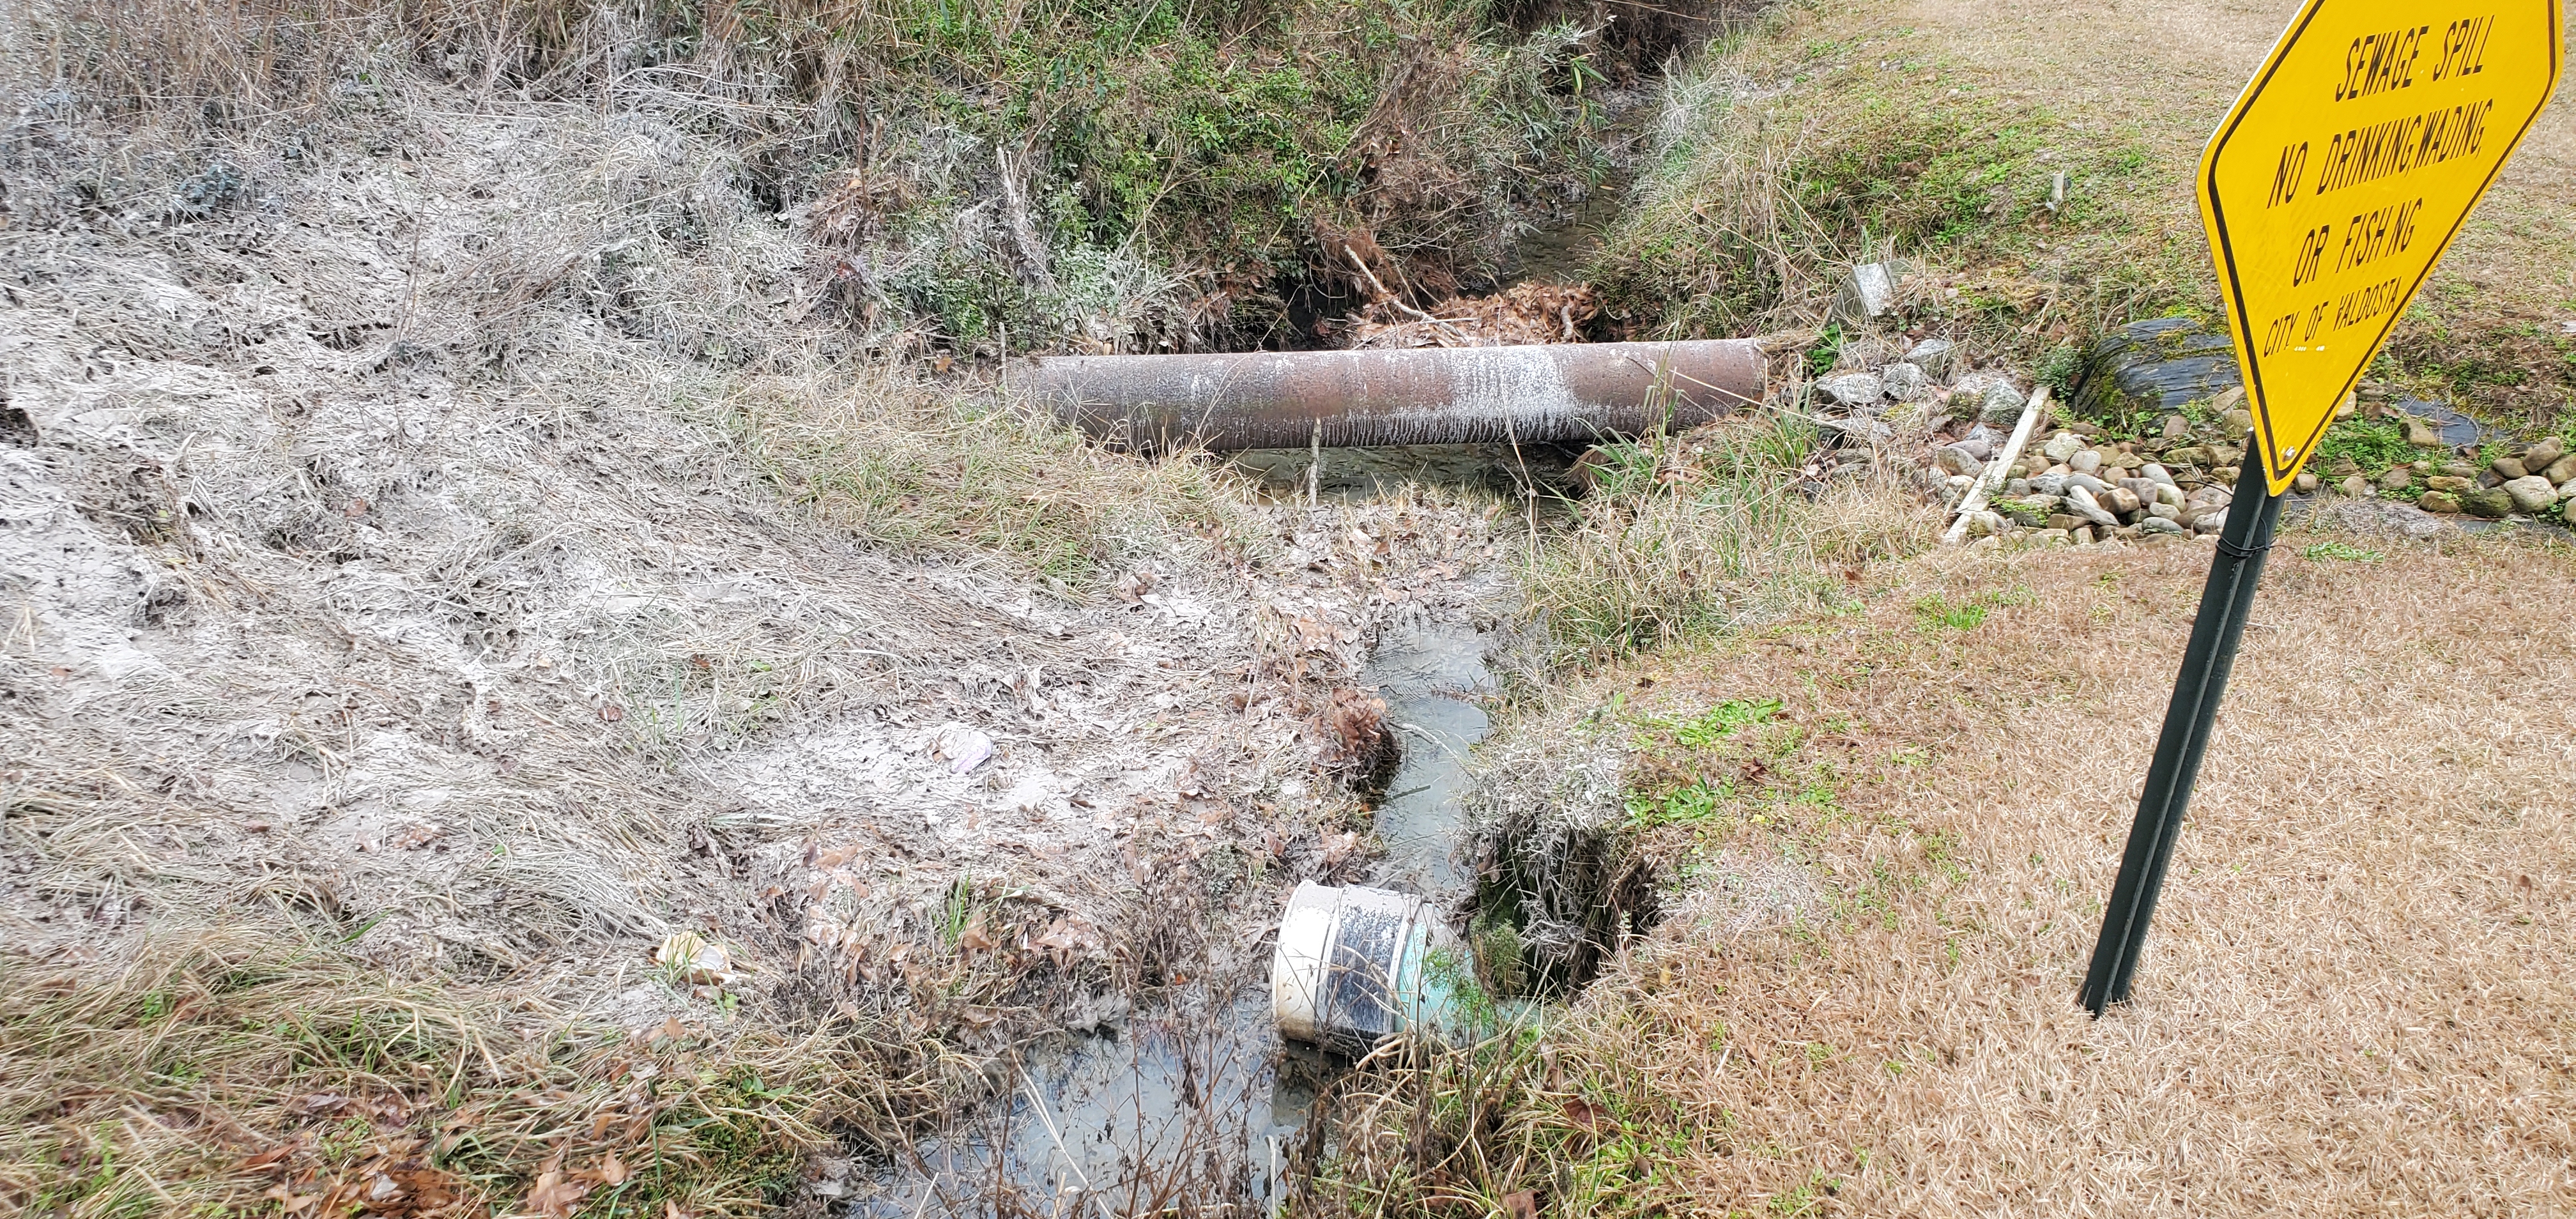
[830,496,1525,1214]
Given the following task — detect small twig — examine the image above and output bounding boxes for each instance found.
[1342,244,1461,333]
[1019,1069,1092,1190]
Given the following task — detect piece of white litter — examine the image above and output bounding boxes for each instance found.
[651,931,740,985]
[933,722,996,773]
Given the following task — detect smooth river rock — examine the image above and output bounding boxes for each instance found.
[2503,474,2561,514]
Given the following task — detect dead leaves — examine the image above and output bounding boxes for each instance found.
[1338,281,1603,349]
[378,1166,461,1213]
[1319,830,1360,873]
[1321,687,1392,776]
[520,1158,587,1217]
[808,842,863,870]
[1031,913,1103,964]
[520,1152,640,1216]
[388,821,447,850]
[241,1142,300,1170]
[245,1126,465,1216]
[956,911,1000,953]
[1287,610,1356,654]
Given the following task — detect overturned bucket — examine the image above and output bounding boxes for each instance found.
[1271,882,1473,1052]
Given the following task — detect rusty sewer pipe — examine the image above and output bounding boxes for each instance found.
[1029,339,1768,452]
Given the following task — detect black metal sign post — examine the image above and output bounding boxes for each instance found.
[2082,0,2563,1015]
[2079,459,2284,1016]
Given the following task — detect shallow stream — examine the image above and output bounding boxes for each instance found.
[847,160,1612,1218]
[847,606,1501,1216]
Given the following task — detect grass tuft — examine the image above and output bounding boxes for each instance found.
[1522,416,1936,666]
[0,930,950,1216]
[711,368,1254,583]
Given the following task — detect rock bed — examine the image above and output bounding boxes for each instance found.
[1813,339,2248,545]
[2402,434,2576,525]
[1812,341,2576,542]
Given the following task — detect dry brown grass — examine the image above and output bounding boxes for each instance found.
[1522,416,1942,666]
[1603,0,2576,424]
[0,925,960,1216]
[13,0,845,123]
[1313,524,2576,1216]
[718,367,1255,583]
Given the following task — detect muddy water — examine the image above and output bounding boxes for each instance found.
[1499,164,1634,286]
[848,613,1499,1216]
[847,988,1322,1216]
[1365,620,1499,892]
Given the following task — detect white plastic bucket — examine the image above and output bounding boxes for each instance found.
[1270,882,1473,1051]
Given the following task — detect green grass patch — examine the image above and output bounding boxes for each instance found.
[1625,776,1734,829]
[2301,540,2382,562]
[1912,594,1989,631]
[1657,698,1784,748]
[1992,497,2052,528]
[2308,415,2442,487]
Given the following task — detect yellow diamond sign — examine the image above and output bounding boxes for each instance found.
[2199,1,2564,494]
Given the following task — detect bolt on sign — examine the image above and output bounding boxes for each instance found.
[2199,0,2563,494]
